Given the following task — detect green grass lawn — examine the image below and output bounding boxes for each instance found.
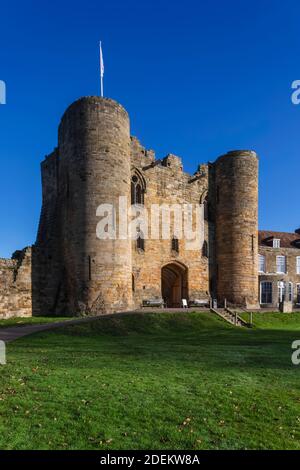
[0,312,300,450]
[240,311,300,330]
[0,316,71,329]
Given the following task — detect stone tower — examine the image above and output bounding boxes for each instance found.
[58,97,133,314]
[214,150,259,307]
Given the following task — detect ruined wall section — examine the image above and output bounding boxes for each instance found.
[36,149,59,244]
[0,248,32,318]
[33,148,66,316]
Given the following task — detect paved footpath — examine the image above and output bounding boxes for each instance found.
[0,317,95,343]
[0,312,135,343]
[0,308,207,343]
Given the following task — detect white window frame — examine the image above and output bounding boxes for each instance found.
[273,239,281,248]
[297,257,300,275]
[258,254,266,273]
[276,255,286,274]
[260,281,273,304]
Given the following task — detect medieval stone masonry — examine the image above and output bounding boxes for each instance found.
[0,248,32,318]
[0,96,299,317]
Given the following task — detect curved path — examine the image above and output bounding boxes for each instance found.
[0,312,132,343]
[0,308,207,343]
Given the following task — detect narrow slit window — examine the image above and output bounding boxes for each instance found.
[171,236,179,253]
[137,232,145,251]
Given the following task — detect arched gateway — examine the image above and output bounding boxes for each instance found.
[161,262,188,308]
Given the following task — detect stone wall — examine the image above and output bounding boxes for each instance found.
[33,148,65,316]
[130,137,212,307]
[0,248,32,318]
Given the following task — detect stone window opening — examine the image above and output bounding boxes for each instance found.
[131,173,145,205]
[171,236,179,253]
[136,230,145,252]
[203,199,208,221]
[202,240,209,258]
[200,191,210,222]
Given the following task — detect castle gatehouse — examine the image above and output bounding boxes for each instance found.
[0,97,299,317]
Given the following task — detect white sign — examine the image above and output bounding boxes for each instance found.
[0,341,6,365]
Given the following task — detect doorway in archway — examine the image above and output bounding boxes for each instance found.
[161,262,188,308]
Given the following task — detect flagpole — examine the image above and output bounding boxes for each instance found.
[100,41,104,97]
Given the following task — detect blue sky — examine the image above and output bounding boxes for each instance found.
[0,0,299,258]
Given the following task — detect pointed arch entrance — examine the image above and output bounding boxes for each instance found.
[161,262,188,308]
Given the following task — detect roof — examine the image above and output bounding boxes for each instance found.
[259,230,300,249]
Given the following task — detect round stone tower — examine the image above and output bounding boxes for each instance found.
[214,150,259,307]
[58,97,132,314]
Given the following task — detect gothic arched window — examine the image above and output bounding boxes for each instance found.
[200,191,210,221]
[131,173,145,205]
[203,196,209,221]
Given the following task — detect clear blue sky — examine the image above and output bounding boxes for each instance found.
[0,0,299,258]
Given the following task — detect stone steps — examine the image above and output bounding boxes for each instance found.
[210,307,247,327]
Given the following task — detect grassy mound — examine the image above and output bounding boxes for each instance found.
[0,316,70,329]
[0,312,299,450]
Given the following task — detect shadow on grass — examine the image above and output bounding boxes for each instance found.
[9,312,300,373]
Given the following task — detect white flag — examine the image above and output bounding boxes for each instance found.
[100,42,104,78]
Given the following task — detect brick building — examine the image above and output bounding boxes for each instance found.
[258,231,300,309]
[0,96,299,317]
